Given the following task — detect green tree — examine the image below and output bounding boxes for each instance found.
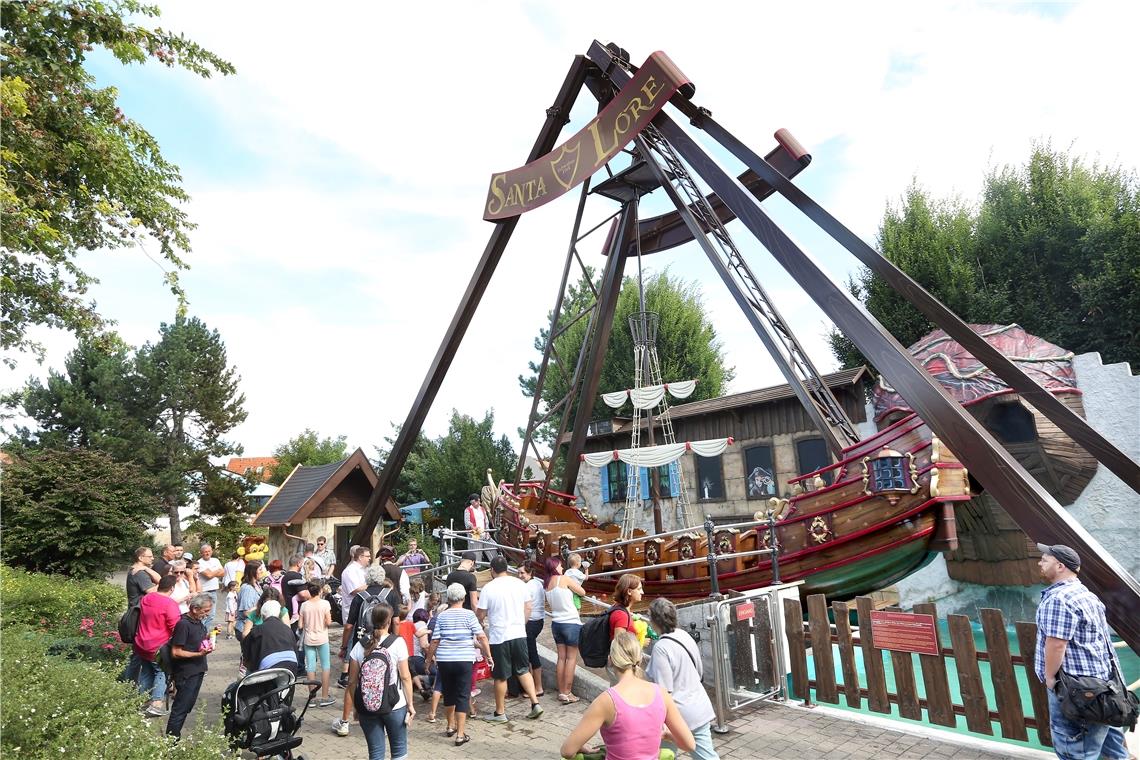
[7,331,149,458]
[519,269,734,445]
[0,447,160,576]
[412,410,516,526]
[135,315,247,545]
[0,0,233,364]
[830,144,1140,369]
[270,428,350,485]
[374,424,433,507]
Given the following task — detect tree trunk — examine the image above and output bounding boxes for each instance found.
[167,499,183,546]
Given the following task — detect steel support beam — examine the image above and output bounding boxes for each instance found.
[559,206,633,494]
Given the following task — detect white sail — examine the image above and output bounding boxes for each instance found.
[580,437,733,468]
[600,379,698,410]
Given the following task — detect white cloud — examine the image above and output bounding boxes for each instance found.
[5,1,1138,468]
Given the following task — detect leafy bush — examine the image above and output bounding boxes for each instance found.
[1,633,236,759]
[0,447,160,576]
[0,564,127,629]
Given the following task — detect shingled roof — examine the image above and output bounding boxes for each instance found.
[251,448,399,526]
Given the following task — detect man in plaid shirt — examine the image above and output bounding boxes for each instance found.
[1034,543,1129,760]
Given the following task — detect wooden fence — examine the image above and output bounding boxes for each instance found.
[783,594,1052,748]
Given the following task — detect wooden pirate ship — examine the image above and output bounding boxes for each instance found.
[349,42,1140,651]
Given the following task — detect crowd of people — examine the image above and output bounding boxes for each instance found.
[122,528,725,759]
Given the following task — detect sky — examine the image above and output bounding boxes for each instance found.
[5,1,1139,464]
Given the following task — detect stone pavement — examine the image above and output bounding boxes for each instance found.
[164,621,1029,760]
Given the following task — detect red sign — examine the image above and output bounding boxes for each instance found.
[735,601,755,621]
[483,51,691,221]
[869,610,939,656]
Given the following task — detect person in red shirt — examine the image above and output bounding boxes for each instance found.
[608,574,643,642]
[134,574,182,717]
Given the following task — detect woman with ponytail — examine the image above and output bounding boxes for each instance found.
[560,630,694,760]
[337,603,416,759]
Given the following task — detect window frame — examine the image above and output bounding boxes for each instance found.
[795,437,834,485]
[743,444,778,500]
[694,453,726,502]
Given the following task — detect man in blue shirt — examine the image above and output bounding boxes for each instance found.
[1034,543,1128,760]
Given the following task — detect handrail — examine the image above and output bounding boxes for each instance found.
[588,545,778,579]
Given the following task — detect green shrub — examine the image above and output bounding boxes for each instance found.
[1,633,236,759]
[0,564,127,629]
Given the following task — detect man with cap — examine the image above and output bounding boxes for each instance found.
[1034,543,1129,760]
[463,493,492,566]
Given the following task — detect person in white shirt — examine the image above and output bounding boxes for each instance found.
[519,563,546,696]
[337,545,371,688]
[463,494,492,566]
[335,602,416,750]
[646,598,720,760]
[196,543,224,630]
[476,555,544,722]
[222,551,246,587]
[314,535,337,578]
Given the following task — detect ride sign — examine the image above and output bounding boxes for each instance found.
[483,51,691,221]
[869,610,939,656]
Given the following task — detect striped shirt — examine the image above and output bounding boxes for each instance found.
[430,607,482,662]
[1035,577,1117,682]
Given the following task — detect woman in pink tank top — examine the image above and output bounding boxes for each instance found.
[561,630,694,760]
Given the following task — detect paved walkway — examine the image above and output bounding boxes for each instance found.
[165,622,1029,760]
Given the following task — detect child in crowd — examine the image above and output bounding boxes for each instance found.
[224,580,238,639]
[409,577,428,614]
[565,552,588,610]
[298,582,336,707]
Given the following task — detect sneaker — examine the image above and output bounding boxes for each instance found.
[527,702,544,719]
[144,705,168,718]
[333,718,350,737]
[483,711,508,723]
[336,675,349,689]
[318,697,337,707]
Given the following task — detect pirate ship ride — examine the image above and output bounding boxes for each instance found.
[349,42,1140,651]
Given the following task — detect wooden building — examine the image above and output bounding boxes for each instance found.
[572,367,869,530]
[251,448,401,564]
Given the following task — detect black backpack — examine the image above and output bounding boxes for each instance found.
[355,591,385,644]
[118,604,141,645]
[579,606,624,668]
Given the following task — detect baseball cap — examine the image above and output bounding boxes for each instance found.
[182,552,194,561]
[1037,543,1080,572]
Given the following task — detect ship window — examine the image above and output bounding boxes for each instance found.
[744,445,777,499]
[696,454,725,501]
[796,438,833,485]
[605,461,627,503]
[986,403,1037,443]
[870,456,909,491]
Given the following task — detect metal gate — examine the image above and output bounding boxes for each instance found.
[708,583,799,731]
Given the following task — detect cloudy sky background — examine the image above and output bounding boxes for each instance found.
[5,1,1138,464]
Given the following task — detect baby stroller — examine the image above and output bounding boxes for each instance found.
[222,667,319,759]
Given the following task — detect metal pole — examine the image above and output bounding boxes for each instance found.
[704,514,720,598]
[769,515,781,585]
[708,608,730,733]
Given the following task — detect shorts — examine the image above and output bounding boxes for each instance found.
[524,618,544,669]
[490,638,531,681]
[408,654,428,677]
[438,660,474,713]
[551,621,581,647]
[304,642,330,673]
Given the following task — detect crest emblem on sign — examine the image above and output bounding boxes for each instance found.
[549,141,582,191]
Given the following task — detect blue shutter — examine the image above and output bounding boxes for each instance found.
[640,467,650,500]
[600,464,611,503]
[668,461,680,498]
